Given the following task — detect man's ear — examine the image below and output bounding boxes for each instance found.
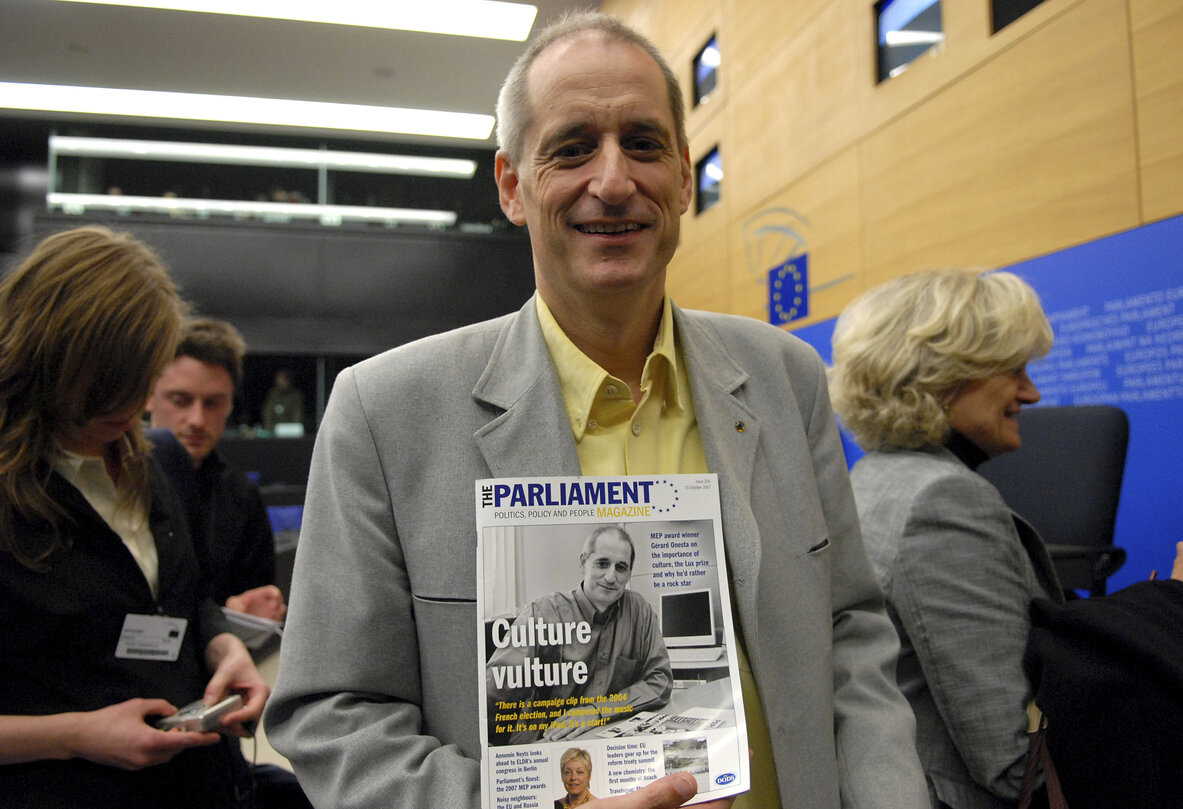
[495,150,527,226]
[678,145,693,215]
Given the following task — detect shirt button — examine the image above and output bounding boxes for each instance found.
[587,419,598,430]
[606,384,618,397]
[631,422,642,436]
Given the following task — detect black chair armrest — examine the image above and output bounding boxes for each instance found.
[1046,543,1127,572]
[1045,544,1127,596]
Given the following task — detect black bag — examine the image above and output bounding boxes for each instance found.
[1023,580,1183,809]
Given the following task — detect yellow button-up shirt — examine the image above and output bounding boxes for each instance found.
[536,295,707,476]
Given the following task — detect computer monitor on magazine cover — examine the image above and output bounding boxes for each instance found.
[660,588,716,648]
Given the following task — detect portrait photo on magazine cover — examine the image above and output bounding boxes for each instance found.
[481,518,735,747]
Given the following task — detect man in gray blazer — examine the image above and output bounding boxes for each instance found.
[265,12,926,809]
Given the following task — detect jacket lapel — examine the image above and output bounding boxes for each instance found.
[472,297,582,480]
[1012,511,1066,604]
[47,469,157,604]
[148,467,190,604]
[673,307,762,614]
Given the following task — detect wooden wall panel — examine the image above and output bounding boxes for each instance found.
[860,0,1140,286]
[668,224,732,313]
[863,0,1088,135]
[729,0,869,214]
[600,0,654,38]
[669,110,730,311]
[1130,0,1183,222]
[681,110,729,251]
[603,0,1178,327]
[726,149,863,326]
[726,0,832,87]
[652,0,719,59]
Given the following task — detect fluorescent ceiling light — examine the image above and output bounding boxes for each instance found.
[0,83,494,141]
[698,43,721,69]
[878,0,940,38]
[50,136,477,179]
[884,30,944,46]
[54,0,538,41]
[47,192,457,227]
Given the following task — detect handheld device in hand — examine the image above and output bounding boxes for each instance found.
[155,694,243,732]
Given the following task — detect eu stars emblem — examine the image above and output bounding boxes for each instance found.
[649,479,682,514]
[768,255,808,326]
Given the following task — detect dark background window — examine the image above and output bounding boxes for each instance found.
[876,0,944,82]
[693,35,720,107]
[992,0,1049,32]
[695,148,722,215]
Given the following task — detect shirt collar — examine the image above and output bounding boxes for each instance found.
[648,296,684,411]
[50,443,89,486]
[573,581,623,624]
[535,295,685,441]
[49,437,139,496]
[49,439,128,483]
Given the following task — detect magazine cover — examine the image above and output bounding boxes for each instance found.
[475,474,749,809]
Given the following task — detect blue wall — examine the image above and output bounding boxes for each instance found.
[794,214,1183,591]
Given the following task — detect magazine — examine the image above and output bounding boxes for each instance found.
[475,474,749,808]
[220,606,282,650]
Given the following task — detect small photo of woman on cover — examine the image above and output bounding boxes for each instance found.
[554,747,596,808]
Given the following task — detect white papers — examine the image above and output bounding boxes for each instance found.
[220,606,282,649]
[475,474,749,807]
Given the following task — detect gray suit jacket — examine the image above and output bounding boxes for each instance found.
[851,446,1063,809]
[265,298,927,809]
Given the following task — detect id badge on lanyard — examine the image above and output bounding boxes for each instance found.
[115,613,188,661]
